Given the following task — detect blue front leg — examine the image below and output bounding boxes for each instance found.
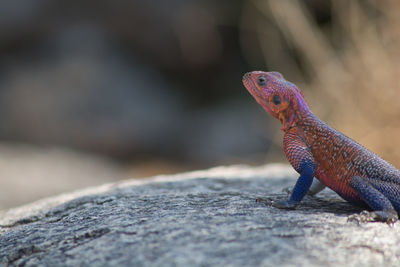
[272,129,317,209]
[273,159,315,209]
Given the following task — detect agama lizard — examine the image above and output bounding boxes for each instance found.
[242,71,400,223]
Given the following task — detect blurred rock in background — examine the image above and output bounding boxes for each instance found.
[0,24,183,158]
[0,0,399,209]
[0,143,124,210]
[0,0,266,163]
[0,0,274,209]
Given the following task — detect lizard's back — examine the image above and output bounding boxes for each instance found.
[296,113,400,207]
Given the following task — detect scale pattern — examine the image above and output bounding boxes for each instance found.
[297,113,400,208]
[242,71,400,221]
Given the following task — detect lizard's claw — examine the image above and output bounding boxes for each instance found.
[347,210,398,225]
[271,199,298,210]
[256,198,298,210]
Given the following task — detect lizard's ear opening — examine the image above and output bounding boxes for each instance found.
[272,95,281,105]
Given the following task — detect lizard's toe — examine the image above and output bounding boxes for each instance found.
[348,210,398,224]
[256,198,298,210]
[271,199,298,210]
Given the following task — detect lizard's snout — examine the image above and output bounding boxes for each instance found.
[242,72,251,81]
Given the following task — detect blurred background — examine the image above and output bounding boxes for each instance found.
[1,0,399,209]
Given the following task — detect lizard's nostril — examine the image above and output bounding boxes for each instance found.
[243,72,251,81]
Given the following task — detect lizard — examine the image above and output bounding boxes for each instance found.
[242,70,400,223]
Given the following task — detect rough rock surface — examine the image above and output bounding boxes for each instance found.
[1,164,400,266]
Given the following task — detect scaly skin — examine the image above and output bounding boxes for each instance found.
[243,71,400,223]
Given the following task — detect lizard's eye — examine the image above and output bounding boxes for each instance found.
[257,76,267,86]
[272,95,281,105]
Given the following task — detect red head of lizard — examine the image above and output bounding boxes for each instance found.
[242,71,311,131]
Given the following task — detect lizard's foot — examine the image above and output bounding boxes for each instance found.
[272,199,298,209]
[256,198,297,210]
[348,210,398,224]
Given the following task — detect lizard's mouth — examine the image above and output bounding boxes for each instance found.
[242,74,264,100]
[242,74,274,116]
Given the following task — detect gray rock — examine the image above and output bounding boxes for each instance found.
[1,164,399,266]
